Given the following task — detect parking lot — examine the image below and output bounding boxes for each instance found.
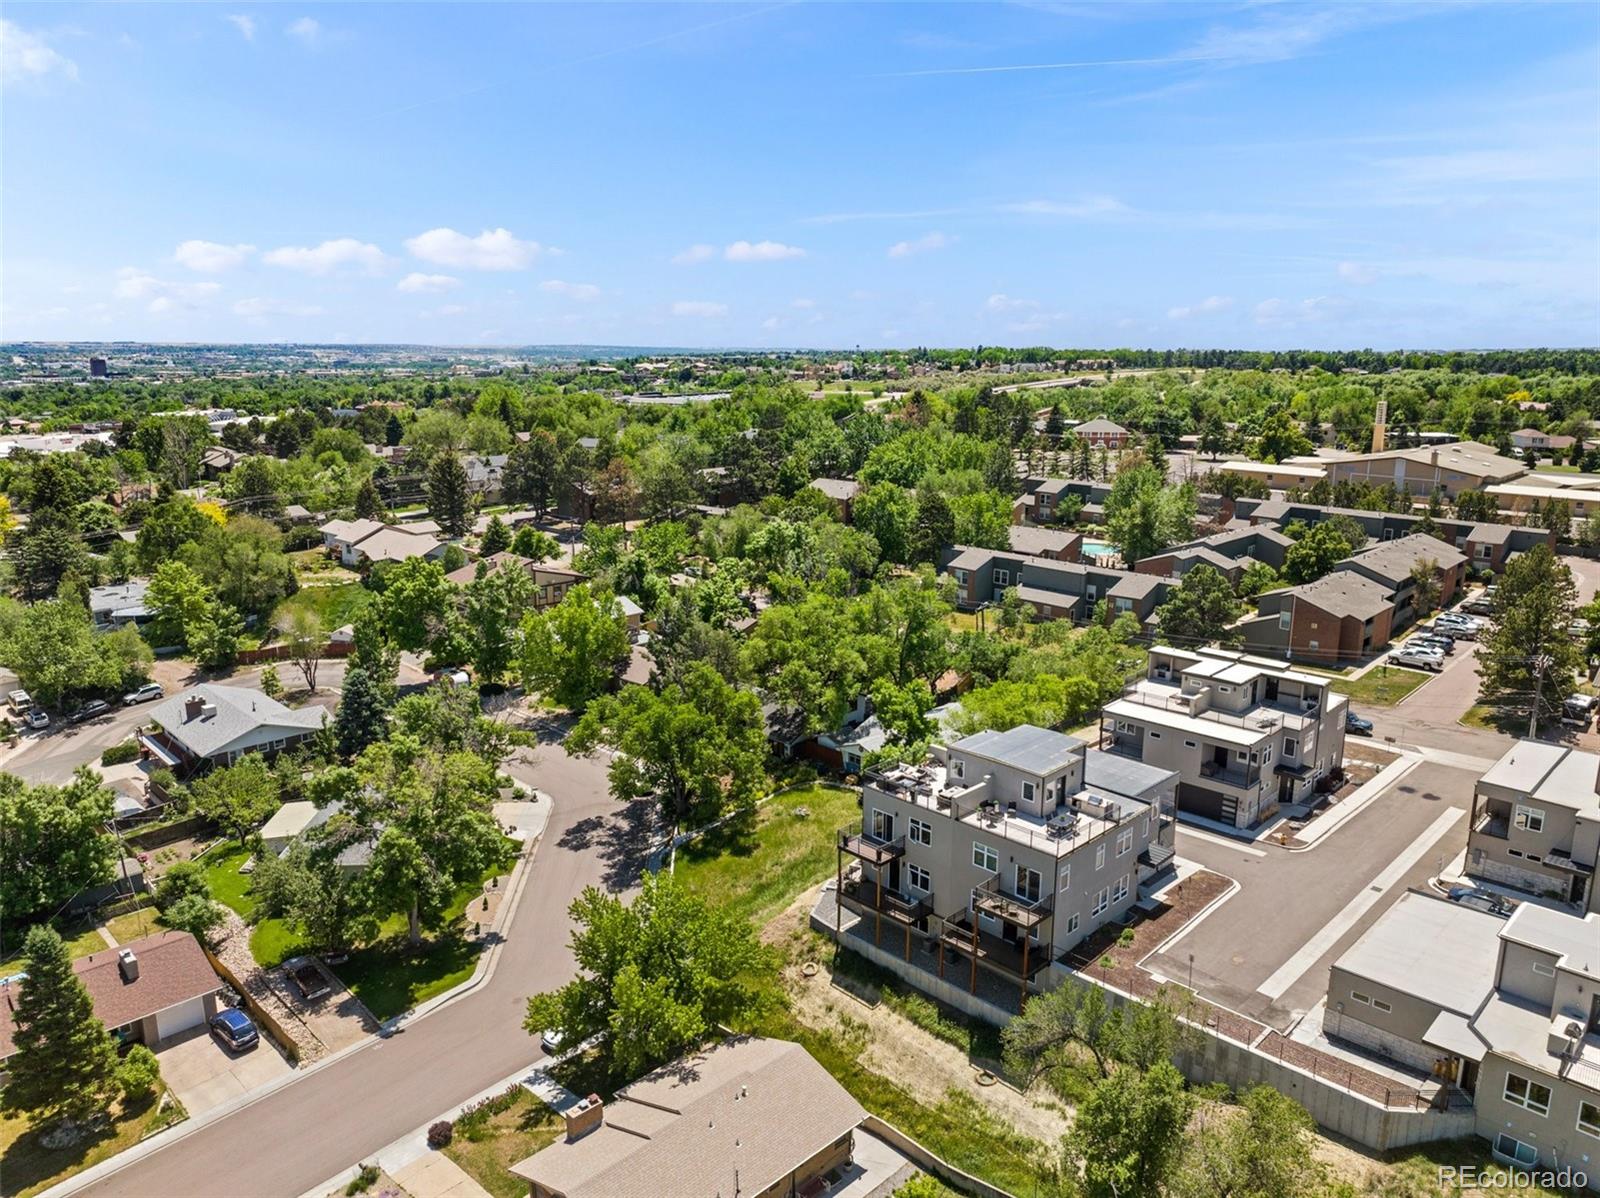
[156,1022,295,1118]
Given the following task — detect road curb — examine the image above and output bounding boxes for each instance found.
[1284,751,1422,853]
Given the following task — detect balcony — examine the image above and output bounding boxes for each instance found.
[1199,760,1260,789]
[971,874,1053,930]
[935,914,1053,983]
[1473,811,1510,841]
[838,873,934,925]
[838,829,905,865]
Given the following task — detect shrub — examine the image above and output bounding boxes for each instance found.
[455,1084,523,1140]
[155,861,211,912]
[116,1044,162,1104]
[426,1120,453,1149]
[260,665,284,702]
[102,739,141,766]
[163,894,226,945]
[345,1164,379,1195]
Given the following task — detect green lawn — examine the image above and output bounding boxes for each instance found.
[1460,703,1533,735]
[197,843,260,917]
[441,1089,562,1198]
[1331,665,1434,706]
[0,1092,185,1198]
[269,582,374,637]
[103,907,163,946]
[673,785,861,926]
[1372,1137,1569,1197]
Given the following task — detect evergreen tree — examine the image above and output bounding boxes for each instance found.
[384,412,404,447]
[1480,544,1582,728]
[479,514,511,556]
[354,475,387,521]
[335,666,393,758]
[8,926,120,1131]
[427,453,472,538]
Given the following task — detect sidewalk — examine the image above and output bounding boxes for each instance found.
[1285,750,1420,850]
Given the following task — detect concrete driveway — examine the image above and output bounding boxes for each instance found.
[156,1023,294,1117]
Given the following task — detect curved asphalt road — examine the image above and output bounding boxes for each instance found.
[75,740,641,1198]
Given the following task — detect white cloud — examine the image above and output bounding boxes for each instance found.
[985,294,1038,313]
[174,240,255,273]
[1337,261,1379,285]
[227,14,256,40]
[396,272,461,294]
[114,269,221,309]
[147,297,175,315]
[425,304,467,317]
[1253,296,1350,327]
[725,240,805,262]
[405,227,541,271]
[672,243,717,265]
[761,316,783,331]
[263,238,386,275]
[1167,295,1233,320]
[672,300,727,318]
[233,297,326,318]
[792,298,816,309]
[887,231,952,258]
[999,196,1129,219]
[2,19,79,86]
[286,17,320,45]
[540,279,601,301]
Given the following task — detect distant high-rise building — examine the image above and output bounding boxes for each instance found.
[89,356,109,378]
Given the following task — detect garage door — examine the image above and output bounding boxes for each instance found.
[155,996,208,1042]
[1176,782,1226,820]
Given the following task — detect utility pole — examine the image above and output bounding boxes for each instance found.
[1529,654,1550,740]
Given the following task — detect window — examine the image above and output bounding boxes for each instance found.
[950,759,964,780]
[1015,865,1042,902]
[954,569,968,585]
[973,842,998,873]
[1057,863,1070,889]
[909,818,932,847]
[1351,991,1372,1006]
[1219,685,1233,694]
[1064,913,1080,936]
[870,809,894,840]
[1184,739,1197,748]
[1514,805,1545,834]
[1531,961,1556,978]
[1021,781,1036,803]
[1095,843,1106,869]
[1142,815,1151,837]
[1494,1135,1538,1167]
[1503,1073,1552,1115]
[1279,611,1292,630]
[1149,730,1162,739]
[1116,831,1132,857]
[994,568,1010,587]
[1112,875,1129,903]
[1091,888,1109,917]
[1578,1100,1600,1139]
[907,864,931,892]
[1371,997,1392,1013]
[1237,750,1249,762]
[1284,738,1298,759]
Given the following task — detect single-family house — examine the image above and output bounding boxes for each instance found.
[141,684,327,774]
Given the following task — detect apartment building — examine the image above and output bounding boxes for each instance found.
[1325,443,1528,499]
[1337,533,1468,615]
[1073,419,1131,449]
[1467,741,1599,912]
[1135,525,1295,586]
[836,726,1176,1005]
[1099,647,1348,829]
[1202,459,1329,490]
[1011,477,1109,526]
[1326,893,1600,1181]
[943,545,1172,625]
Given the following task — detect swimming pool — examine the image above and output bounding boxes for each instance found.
[1081,540,1119,558]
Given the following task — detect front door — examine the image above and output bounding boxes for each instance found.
[886,859,901,894]
[1277,772,1293,804]
[1573,874,1589,906]
[1264,677,1280,703]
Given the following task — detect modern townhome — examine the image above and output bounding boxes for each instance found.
[1099,646,1347,829]
[836,725,1176,1006]
[1324,443,1529,499]
[943,545,1172,625]
[1234,497,1553,573]
[141,684,327,774]
[1326,892,1600,1179]
[1466,741,1599,912]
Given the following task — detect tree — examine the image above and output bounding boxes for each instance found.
[6,509,88,600]
[479,514,511,556]
[251,835,378,952]
[335,666,392,759]
[909,489,955,564]
[191,753,281,843]
[1236,560,1279,600]
[852,482,916,564]
[378,558,455,652]
[1104,463,1195,566]
[523,873,762,1078]
[510,526,560,562]
[1198,414,1229,459]
[427,453,472,537]
[1409,559,1441,618]
[0,770,118,926]
[503,430,565,516]
[1479,544,1582,727]
[260,663,284,701]
[282,607,325,693]
[518,584,630,710]
[354,474,387,521]
[349,606,400,693]
[162,892,227,946]
[569,661,765,830]
[1178,1086,1321,1198]
[1455,489,1501,523]
[1281,523,1355,585]
[7,925,120,1132]
[1253,409,1313,463]
[1156,565,1240,647]
[1067,1060,1193,1198]
[0,599,148,708]
[466,562,533,685]
[185,599,245,670]
[114,1045,162,1106]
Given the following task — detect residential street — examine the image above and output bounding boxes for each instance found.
[70,735,647,1198]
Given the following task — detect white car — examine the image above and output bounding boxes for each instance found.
[24,707,49,730]
[1393,647,1445,672]
[539,1028,566,1056]
[122,682,164,706]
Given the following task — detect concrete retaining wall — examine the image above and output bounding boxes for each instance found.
[1335,1014,1440,1074]
[862,1115,1017,1198]
[815,916,1024,1028]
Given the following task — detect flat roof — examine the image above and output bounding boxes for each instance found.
[1332,891,1502,1014]
[1500,905,1600,981]
[1478,740,1600,812]
[954,724,1084,775]
[1083,748,1177,801]
[1102,697,1267,747]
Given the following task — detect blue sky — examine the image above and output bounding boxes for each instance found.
[3,2,1597,350]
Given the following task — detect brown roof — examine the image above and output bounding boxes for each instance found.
[0,931,219,1059]
[444,552,588,587]
[511,1037,864,1198]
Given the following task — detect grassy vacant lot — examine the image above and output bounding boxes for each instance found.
[269,581,374,638]
[1331,665,1433,706]
[0,1093,185,1198]
[441,1089,562,1198]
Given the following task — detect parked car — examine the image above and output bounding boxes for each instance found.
[1392,647,1444,672]
[7,688,33,714]
[1562,694,1599,727]
[69,699,111,723]
[209,1007,260,1052]
[1409,635,1454,655]
[1447,886,1515,917]
[1436,613,1484,633]
[24,707,49,730]
[122,682,164,706]
[539,1027,566,1056]
[1345,710,1374,735]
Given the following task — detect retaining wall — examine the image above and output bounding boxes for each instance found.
[862,1115,1017,1198]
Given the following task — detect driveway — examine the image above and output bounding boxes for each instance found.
[156,1024,294,1118]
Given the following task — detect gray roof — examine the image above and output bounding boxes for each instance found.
[1008,526,1081,556]
[1467,521,1513,545]
[955,724,1085,774]
[1332,891,1502,1014]
[1477,740,1600,813]
[1083,748,1177,802]
[1075,418,1127,434]
[1274,571,1393,621]
[809,477,860,501]
[149,684,326,761]
[1500,905,1600,980]
[1346,533,1467,584]
[88,579,150,616]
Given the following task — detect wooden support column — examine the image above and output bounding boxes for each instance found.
[1020,935,1030,1011]
[834,847,842,943]
[874,867,883,946]
[969,924,978,994]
